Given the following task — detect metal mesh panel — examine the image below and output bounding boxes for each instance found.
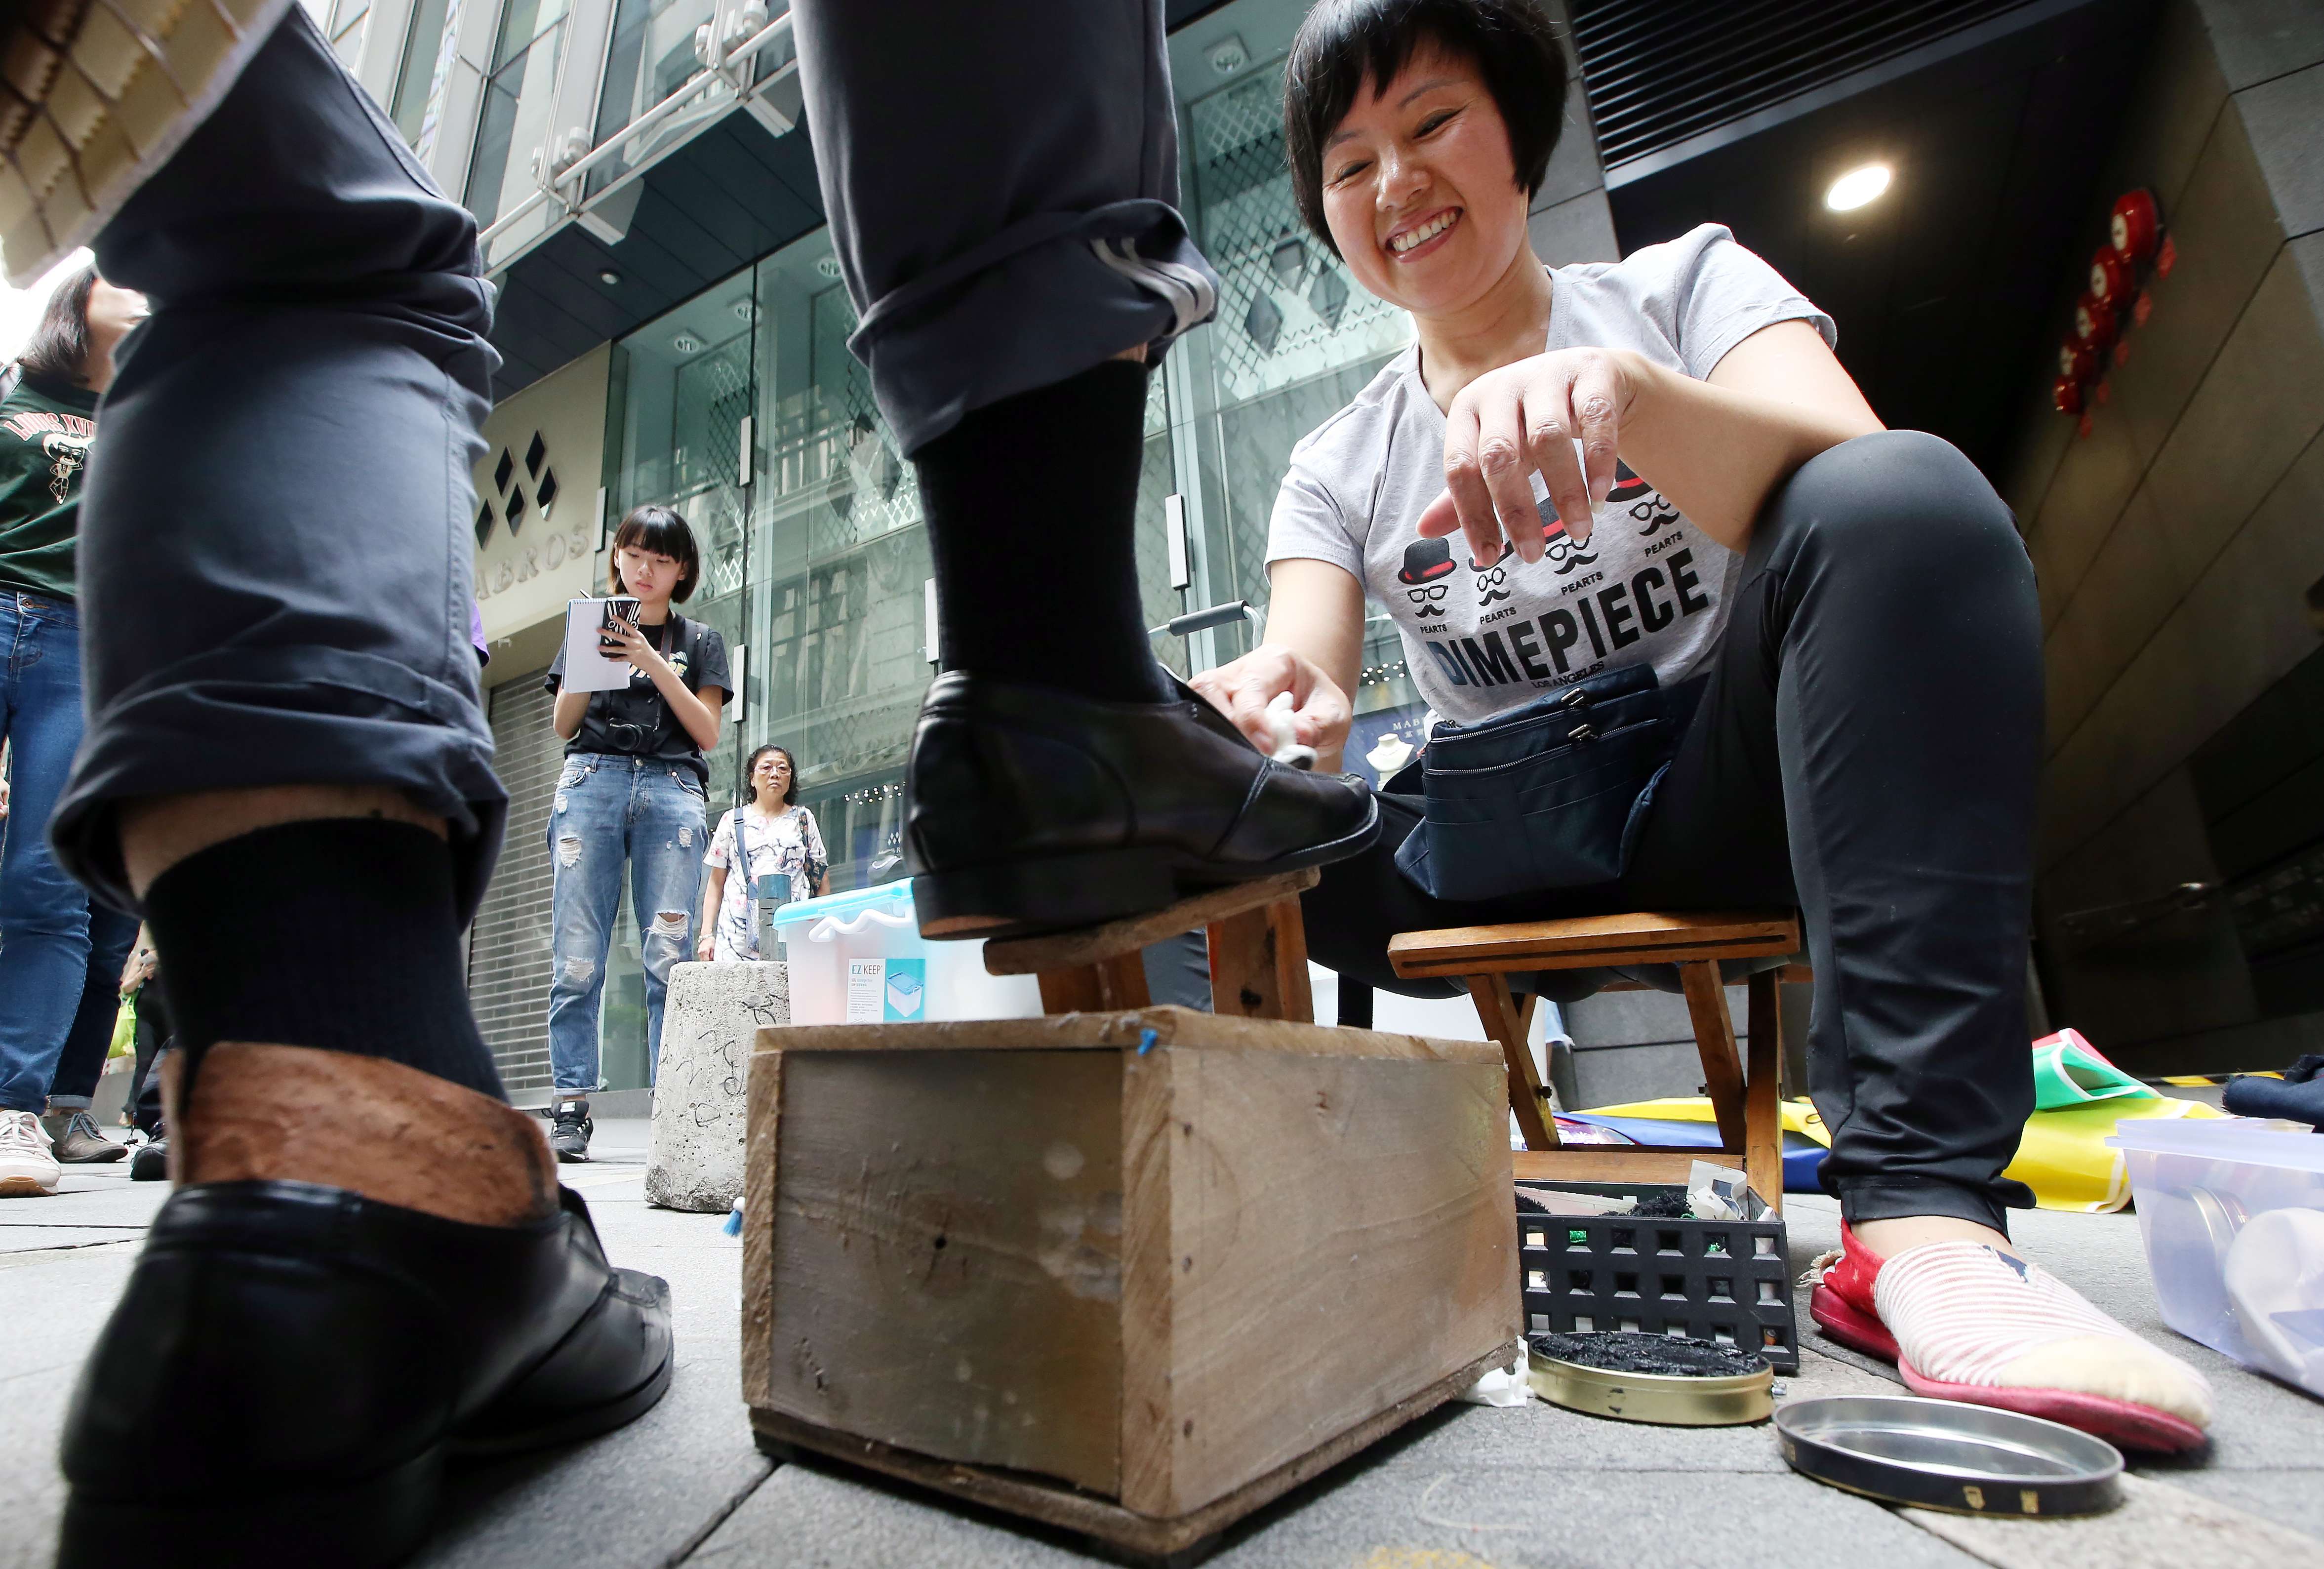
[468,670,561,1095]
[1571,0,2038,169]
[1187,65,1409,409]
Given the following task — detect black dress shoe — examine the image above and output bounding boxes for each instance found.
[56,1180,672,1569]
[906,671,1380,938]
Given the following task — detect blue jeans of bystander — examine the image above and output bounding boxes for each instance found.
[545,755,706,1094]
[0,593,93,1113]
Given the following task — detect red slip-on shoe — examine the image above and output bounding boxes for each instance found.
[1807,1221,2211,1454]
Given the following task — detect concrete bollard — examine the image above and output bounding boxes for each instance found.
[648,961,789,1211]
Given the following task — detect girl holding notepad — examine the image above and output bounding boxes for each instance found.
[541,505,729,1162]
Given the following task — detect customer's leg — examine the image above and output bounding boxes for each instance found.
[0,596,93,1120]
[54,1,508,1116]
[50,15,671,1559]
[631,769,708,1078]
[793,0,1374,936]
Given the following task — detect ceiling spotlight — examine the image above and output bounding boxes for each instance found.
[814,255,842,280]
[672,331,702,354]
[599,269,620,285]
[1825,163,1892,212]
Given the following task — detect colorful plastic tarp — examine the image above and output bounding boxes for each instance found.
[1573,1038,2224,1213]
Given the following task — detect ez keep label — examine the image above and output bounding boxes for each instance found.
[846,958,926,1022]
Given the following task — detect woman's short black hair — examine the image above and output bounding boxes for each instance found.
[17,265,98,387]
[1284,0,1569,255]
[609,503,701,602]
[744,743,800,806]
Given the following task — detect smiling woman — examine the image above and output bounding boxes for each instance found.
[1180,0,2212,1457]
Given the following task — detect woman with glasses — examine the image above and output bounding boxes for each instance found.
[697,744,830,964]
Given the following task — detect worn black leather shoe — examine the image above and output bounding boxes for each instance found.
[906,671,1380,938]
[55,1180,672,1569]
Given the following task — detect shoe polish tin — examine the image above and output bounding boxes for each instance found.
[1524,1331,1774,1426]
[1776,1395,2123,1516]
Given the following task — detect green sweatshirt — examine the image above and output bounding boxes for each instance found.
[0,370,100,601]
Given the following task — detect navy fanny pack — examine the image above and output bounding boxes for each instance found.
[1393,664,1681,902]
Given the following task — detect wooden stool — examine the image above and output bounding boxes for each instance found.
[983,868,1321,1020]
[1387,910,1808,1213]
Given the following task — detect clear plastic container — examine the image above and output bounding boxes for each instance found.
[770,881,1042,1026]
[2112,1117,2324,1398]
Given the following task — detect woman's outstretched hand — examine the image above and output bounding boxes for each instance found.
[1191,643,1354,768]
[1416,345,1645,570]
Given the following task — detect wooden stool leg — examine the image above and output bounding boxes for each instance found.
[1207,896,1314,1022]
[1679,961,1748,1156]
[1467,974,1556,1151]
[1037,953,1151,1013]
[1745,968,1784,1215]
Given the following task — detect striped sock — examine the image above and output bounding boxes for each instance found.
[1873,1241,2212,1430]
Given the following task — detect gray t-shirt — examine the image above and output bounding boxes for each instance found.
[1266,224,1834,730]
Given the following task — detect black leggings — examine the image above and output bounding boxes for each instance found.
[1304,431,2042,1231]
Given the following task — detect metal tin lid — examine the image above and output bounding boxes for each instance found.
[1776,1395,2123,1517]
[1525,1332,1774,1426]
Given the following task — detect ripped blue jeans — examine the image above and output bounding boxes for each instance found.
[545,755,707,1094]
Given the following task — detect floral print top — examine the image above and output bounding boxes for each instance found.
[704,804,826,961]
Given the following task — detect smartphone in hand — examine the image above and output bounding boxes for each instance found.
[599,596,641,654]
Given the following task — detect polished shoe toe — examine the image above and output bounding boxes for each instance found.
[904,670,1379,938]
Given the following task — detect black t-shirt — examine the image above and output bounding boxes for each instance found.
[545,610,731,785]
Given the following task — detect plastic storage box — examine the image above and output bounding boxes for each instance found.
[771,882,1042,1026]
[1516,1183,1799,1371]
[2114,1117,2324,1398]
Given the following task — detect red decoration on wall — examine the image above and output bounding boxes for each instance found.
[2089,247,2131,305]
[2095,378,2111,406]
[2156,233,2177,278]
[2133,289,2153,328]
[2078,411,2093,439]
[2053,374,2085,414]
[2111,189,2160,263]
[2060,341,2097,382]
[2114,337,2132,369]
[2073,292,2117,351]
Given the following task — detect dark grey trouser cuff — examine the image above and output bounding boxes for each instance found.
[1836,1177,2027,1237]
[793,0,1218,454]
[53,9,504,923]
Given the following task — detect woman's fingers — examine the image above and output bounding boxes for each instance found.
[1192,649,1297,751]
[1438,396,1508,571]
[1474,376,1544,563]
[1522,367,1594,547]
[1191,645,1348,757]
[1569,354,1625,528]
[1294,679,1353,755]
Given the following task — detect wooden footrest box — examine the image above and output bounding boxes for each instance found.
[741,1006,1519,1558]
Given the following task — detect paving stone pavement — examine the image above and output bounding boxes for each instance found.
[4,1120,2321,1569]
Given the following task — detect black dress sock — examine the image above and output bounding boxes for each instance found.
[141,818,504,1102]
[913,359,1173,703]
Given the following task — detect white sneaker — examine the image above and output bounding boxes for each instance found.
[0,1109,62,1197]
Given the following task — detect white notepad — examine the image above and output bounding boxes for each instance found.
[561,598,638,693]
